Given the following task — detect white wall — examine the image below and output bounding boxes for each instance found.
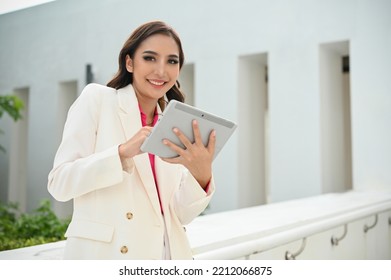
[350,1,391,191]
[0,0,390,215]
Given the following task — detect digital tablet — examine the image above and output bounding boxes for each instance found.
[140,100,237,159]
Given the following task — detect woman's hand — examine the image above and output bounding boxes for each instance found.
[118,126,153,159]
[161,120,216,189]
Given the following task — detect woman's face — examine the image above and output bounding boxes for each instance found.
[126,34,180,103]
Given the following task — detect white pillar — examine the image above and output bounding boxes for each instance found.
[238,53,269,206]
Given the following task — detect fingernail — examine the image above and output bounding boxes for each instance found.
[173,128,178,133]
[163,139,168,145]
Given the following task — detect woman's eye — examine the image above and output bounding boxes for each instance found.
[168,59,179,65]
[143,56,155,61]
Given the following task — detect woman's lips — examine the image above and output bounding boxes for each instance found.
[148,79,166,86]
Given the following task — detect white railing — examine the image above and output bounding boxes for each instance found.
[1,189,390,260]
[187,189,391,260]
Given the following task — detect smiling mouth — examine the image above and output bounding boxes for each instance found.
[148,79,166,86]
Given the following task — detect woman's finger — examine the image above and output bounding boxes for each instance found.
[192,120,203,144]
[172,127,193,149]
[207,130,216,155]
[163,138,185,156]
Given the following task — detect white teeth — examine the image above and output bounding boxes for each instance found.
[149,80,165,86]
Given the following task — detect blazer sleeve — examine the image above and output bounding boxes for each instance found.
[47,84,123,202]
[173,169,215,225]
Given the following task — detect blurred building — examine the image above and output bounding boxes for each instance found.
[0,0,390,220]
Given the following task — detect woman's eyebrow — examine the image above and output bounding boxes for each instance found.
[168,54,179,59]
[143,50,158,55]
[143,50,179,58]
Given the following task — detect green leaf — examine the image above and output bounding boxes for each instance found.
[0,94,25,153]
[0,95,25,122]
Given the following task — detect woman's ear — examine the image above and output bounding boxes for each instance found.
[125,55,133,73]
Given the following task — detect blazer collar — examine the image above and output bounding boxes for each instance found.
[117,83,163,114]
[117,84,139,115]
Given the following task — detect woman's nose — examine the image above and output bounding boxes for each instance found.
[154,60,166,76]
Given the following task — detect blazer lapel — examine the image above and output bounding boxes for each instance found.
[117,84,141,143]
[153,104,182,213]
[117,84,162,219]
[155,157,182,213]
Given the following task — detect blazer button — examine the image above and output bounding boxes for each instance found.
[120,246,128,254]
[126,212,133,220]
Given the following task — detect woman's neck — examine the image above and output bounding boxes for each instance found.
[134,89,158,122]
[138,100,157,125]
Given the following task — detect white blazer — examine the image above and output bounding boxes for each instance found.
[47,83,215,259]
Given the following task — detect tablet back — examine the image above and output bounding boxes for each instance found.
[140,100,237,159]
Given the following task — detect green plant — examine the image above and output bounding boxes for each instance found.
[0,94,24,153]
[0,199,70,251]
[0,95,24,121]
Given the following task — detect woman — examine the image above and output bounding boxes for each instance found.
[48,21,216,260]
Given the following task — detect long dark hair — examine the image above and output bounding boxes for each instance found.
[107,21,185,108]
